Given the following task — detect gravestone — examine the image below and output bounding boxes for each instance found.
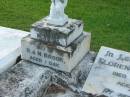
[0,0,93,96]
[0,26,29,74]
[21,0,91,72]
[83,46,130,97]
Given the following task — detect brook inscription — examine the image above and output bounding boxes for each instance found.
[25,47,65,68]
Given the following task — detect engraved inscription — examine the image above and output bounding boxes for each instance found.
[44,53,63,63]
[98,58,130,71]
[25,47,64,68]
[30,56,42,63]
[49,61,60,67]
[117,54,130,62]
[83,47,130,97]
[117,82,130,91]
[112,71,127,79]
[105,51,114,57]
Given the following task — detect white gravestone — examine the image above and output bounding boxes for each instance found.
[83,46,130,97]
[0,26,29,74]
[46,0,68,26]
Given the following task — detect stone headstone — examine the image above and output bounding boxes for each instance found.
[83,46,130,97]
[0,26,29,74]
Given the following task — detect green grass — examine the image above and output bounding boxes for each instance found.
[0,0,130,52]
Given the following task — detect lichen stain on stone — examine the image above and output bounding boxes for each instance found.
[46,84,66,94]
[35,27,66,46]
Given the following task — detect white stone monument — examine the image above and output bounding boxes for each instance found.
[22,0,91,72]
[46,0,69,26]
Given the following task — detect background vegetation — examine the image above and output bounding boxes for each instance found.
[0,0,130,51]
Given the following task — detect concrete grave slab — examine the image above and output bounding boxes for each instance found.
[0,26,29,73]
[0,60,52,97]
[83,46,130,97]
[0,52,97,97]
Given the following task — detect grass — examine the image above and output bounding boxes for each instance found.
[0,0,130,52]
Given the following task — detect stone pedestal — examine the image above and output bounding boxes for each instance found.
[21,17,91,72]
[31,19,83,47]
[21,32,91,72]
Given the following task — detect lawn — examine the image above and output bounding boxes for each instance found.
[0,0,130,52]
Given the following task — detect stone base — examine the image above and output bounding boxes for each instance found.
[0,60,52,97]
[31,19,83,47]
[21,32,91,72]
[0,51,104,97]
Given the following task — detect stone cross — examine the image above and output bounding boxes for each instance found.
[46,0,69,26]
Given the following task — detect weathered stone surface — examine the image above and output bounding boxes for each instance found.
[0,51,96,97]
[83,46,130,97]
[21,32,91,72]
[0,51,102,97]
[44,84,107,97]
[51,52,96,92]
[45,90,81,97]
[46,84,66,94]
[0,60,52,97]
[0,26,29,74]
[31,19,83,47]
